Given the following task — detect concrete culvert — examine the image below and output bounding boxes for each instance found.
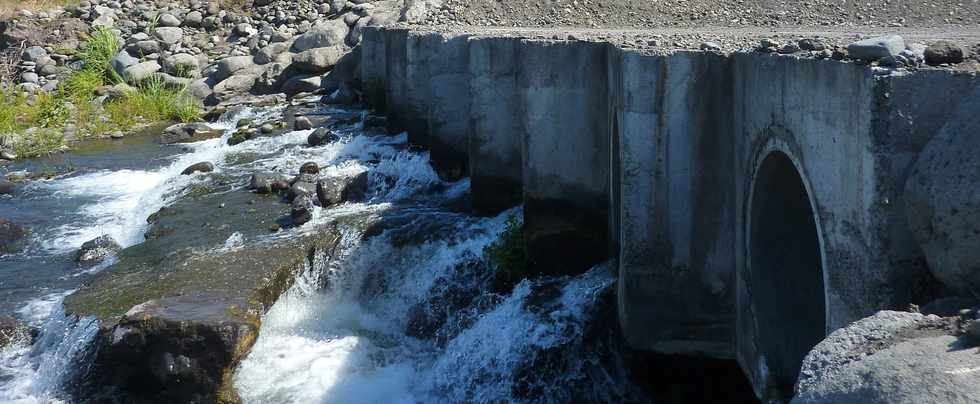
[749,151,825,399]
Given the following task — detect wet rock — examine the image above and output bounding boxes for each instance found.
[847,35,904,61]
[794,311,971,404]
[260,123,275,134]
[294,116,313,130]
[181,162,215,175]
[0,315,33,348]
[299,162,319,175]
[0,218,27,255]
[159,123,222,144]
[76,235,121,266]
[906,85,980,297]
[290,193,315,225]
[249,172,290,194]
[315,171,368,207]
[0,178,15,195]
[320,81,357,105]
[924,41,967,66]
[288,176,317,201]
[307,127,339,146]
[0,149,16,160]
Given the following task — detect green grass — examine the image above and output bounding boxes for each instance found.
[484,215,528,290]
[0,27,202,158]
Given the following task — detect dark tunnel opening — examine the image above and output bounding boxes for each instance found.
[749,151,826,400]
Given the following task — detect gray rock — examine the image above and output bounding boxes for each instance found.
[160,123,222,144]
[315,171,368,207]
[234,23,256,37]
[260,123,275,134]
[111,51,139,78]
[20,72,39,84]
[162,53,200,78]
[132,40,161,55]
[290,19,348,52]
[924,41,967,66]
[299,162,320,175]
[254,42,289,65]
[307,127,339,146]
[158,13,181,27]
[92,14,114,27]
[183,11,203,27]
[330,0,349,14]
[290,193,315,225]
[187,78,213,100]
[154,27,184,45]
[0,315,32,348]
[181,161,214,175]
[846,35,905,61]
[281,74,322,96]
[699,41,720,51]
[213,74,258,100]
[38,64,59,76]
[214,56,255,81]
[21,46,46,62]
[794,311,974,404]
[288,179,317,201]
[292,46,345,73]
[294,116,312,130]
[906,85,980,297]
[249,172,290,194]
[76,235,121,266]
[41,80,60,92]
[799,38,826,51]
[122,61,161,83]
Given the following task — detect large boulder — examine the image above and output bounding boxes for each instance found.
[181,162,215,175]
[0,218,27,255]
[905,86,980,297]
[292,46,346,73]
[281,74,322,96]
[290,19,349,52]
[793,311,973,404]
[847,35,905,61]
[316,171,368,207]
[254,42,290,65]
[213,74,258,101]
[159,123,223,144]
[214,56,255,81]
[249,172,291,194]
[924,41,968,66]
[76,235,122,266]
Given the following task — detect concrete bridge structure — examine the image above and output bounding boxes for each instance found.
[359,26,980,400]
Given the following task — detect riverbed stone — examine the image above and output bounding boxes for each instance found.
[153,26,184,45]
[0,315,32,348]
[290,193,315,225]
[111,50,139,78]
[249,172,290,194]
[307,127,340,146]
[181,161,215,175]
[292,46,346,73]
[159,123,223,144]
[161,53,200,78]
[157,13,181,27]
[0,178,15,195]
[122,61,161,83]
[214,55,255,81]
[316,171,368,207]
[77,235,122,266]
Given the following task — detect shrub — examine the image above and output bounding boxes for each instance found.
[484,215,528,289]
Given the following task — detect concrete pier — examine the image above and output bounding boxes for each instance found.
[360,26,980,400]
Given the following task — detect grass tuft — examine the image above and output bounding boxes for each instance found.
[484,214,528,289]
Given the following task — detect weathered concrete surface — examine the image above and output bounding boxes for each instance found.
[468,35,524,215]
[425,32,472,180]
[614,49,735,358]
[361,26,980,400]
[65,181,341,403]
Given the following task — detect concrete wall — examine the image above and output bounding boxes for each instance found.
[360,26,980,399]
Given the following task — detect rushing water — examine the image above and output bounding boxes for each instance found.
[0,102,646,403]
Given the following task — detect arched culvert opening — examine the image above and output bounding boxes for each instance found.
[749,151,825,399]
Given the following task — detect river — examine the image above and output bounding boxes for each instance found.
[0,102,647,403]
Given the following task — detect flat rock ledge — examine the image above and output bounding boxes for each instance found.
[793,310,978,404]
[64,181,342,403]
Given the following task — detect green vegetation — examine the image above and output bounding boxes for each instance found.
[0,26,201,158]
[484,215,528,289]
